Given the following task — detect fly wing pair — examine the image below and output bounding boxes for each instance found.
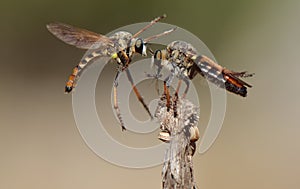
[47,22,114,49]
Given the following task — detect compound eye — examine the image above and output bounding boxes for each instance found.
[135,38,142,48]
[154,50,161,59]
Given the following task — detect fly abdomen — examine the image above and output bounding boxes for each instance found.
[65,65,80,93]
[223,74,247,97]
[195,56,226,87]
[200,63,225,87]
[194,55,249,97]
[65,51,103,93]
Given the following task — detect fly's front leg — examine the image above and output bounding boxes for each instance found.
[181,75,190,99]
[174,79,182,97]
[125,68,153,119]
[146,57,163,95]
[163,81,170,112]
[113,69,126,131]
[153,64,163,95]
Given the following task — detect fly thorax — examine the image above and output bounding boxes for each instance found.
[124,45,134,58]
[109,31,132,52]
[167,41,198,54]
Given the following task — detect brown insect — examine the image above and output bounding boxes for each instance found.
[46,15,175,130]
[149,40,254,110]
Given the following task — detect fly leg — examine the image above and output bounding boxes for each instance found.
[146,61,163,95]
[113,69,126,131]
[163,72,175,112]
[153,64,163,95]
[173,86,179,118]
[125,68,153,119]
[181,75,190,99]
[174,79,182,97]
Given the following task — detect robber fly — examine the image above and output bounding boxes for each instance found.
[47,15,175,130]
[149,40,254,109]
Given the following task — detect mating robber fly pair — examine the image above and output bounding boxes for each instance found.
[47,15,253,131]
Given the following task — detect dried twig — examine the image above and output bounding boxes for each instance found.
[155,95,200,189]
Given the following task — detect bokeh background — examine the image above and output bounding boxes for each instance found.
[1,0,300,188]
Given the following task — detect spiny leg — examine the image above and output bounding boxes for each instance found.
[174,79,182,97]
[173,89,179,118]
[155,79,160,96]
[145,72,161,95]
[146,61,163,95]
[125,68,153,119]
[113,70,126,131]
[153,62,163,95]
[173,78,188,117]
[163,72,175,112]
[163,81,171,112]
[182,76,190,99]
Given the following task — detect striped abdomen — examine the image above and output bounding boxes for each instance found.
[65,50,106,93]
[193,55,251,97]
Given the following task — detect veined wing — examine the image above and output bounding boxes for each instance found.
[222,69,253,88]
[46,22,114,49]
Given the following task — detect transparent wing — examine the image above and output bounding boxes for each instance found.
[46,22,114,49]
[222,69,253,87]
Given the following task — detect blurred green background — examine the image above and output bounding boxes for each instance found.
[1,0,300,188]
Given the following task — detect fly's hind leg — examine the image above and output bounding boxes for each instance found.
[125,68,153,119]
[163,72,175,112]
[181,75,190,99]
[113,70,126,131]
[163,81,171,112]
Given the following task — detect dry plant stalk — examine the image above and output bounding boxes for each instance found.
[155,95,200,189]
